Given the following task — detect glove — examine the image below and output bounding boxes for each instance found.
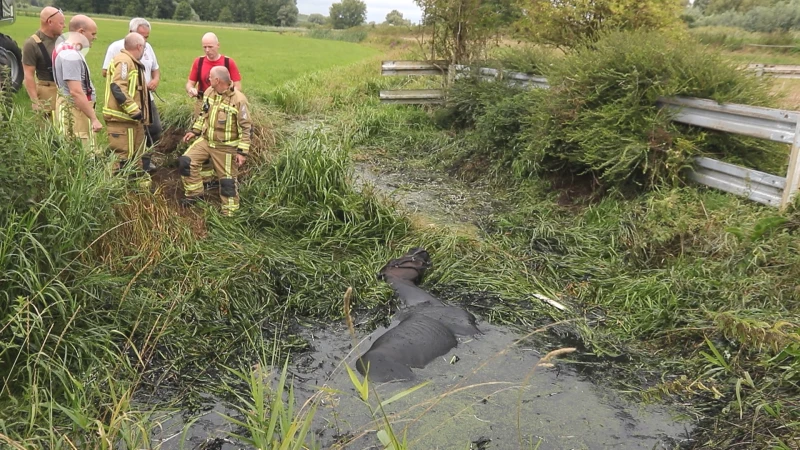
[131,111,143,121]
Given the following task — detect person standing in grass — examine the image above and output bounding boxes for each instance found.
[180,66,250,217]
[185,32,243,184]
[22,6,65,116]
[102,18,162,149]
[103,32,151,186]
[53,15,102,153]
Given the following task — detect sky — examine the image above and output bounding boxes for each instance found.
[297,0,424,24]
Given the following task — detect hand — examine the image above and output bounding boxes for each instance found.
[187,87,198,97]
[182,131,196,143]
[236,153,247,166]
[147,80,158,91]
[31,101,41,111]
[91,119,103,133]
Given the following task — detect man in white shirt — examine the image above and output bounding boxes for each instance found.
[102,18,161,147]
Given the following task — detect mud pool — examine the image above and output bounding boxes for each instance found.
[149,318,691,449]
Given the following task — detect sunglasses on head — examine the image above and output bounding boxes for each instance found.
[46,8,62,21]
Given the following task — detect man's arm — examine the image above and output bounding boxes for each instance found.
[21,39,40,106]
[22,65,39,106]
[233,80,242,91]
[235,98,251,166]
[101,43,116,78]
[109,61,142,118]
[148,68,160,91]
[66,79,102,131]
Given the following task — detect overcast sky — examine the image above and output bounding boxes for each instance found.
[297,0,423,24]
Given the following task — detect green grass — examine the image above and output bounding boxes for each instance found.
[4,15,379,108]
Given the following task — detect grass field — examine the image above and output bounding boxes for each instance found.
[4,15,379,107]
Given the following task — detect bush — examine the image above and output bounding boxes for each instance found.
[516,30,782,188]
[305,28,367,42]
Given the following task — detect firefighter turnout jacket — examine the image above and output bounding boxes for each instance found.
[191,86,252,155]
[103,49,150,124]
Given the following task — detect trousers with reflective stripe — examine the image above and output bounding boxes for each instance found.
[53,95,97,154]
[182,138,239,216]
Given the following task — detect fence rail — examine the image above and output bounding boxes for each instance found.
[379,60,800,209]
[747,64,800,79]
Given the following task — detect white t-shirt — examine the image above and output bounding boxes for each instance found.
[102,40,159,97]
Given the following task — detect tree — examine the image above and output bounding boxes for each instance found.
[277,2,299,26]
[173,0,193,20]
[385,9,410,25]
[416,0,503,62]
[308,13,326,24]
[514,0,682,49]
[329,0,367,28]
[218,5,234,21]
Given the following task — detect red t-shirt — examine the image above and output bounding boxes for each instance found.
[188,55,242,93]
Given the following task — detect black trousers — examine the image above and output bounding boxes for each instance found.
[146,95,162,146]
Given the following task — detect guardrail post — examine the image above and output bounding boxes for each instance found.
[781,120,800,209]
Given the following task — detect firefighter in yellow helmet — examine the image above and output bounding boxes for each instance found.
[102,32,153,179]
[180,65,251,216]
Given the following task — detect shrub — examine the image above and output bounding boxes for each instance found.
[515,30,782,189]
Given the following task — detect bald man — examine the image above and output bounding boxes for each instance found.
[53,15,101,153]
[103,33,152,184]
[22,6,65,114]
[181,66,251,216]
[185,32,242,107]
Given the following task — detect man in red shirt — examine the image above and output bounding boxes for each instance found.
[185,32,241,105]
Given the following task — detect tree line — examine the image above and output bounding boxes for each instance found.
[686,0,800,32]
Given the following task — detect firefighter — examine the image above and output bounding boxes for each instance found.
[102,32,152,179]
[180,66,251,216]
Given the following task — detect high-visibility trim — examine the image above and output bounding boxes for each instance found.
[122,103,139,114]
[184,181,203,192]
[127,128,134,160]
[103,108,134,121]
[224,153,232,178]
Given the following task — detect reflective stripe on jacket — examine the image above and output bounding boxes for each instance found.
[191,87,252,154]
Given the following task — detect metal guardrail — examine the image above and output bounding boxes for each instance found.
[657,96,800,208]
[747,64,800,79]
[379,89,445,104]
[379,61,800,209]
[379,61,548,104]
[381,60,449,76]
[657,97,799,143]
[687,157,786,207]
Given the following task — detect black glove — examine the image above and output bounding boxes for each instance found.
[131,111,143,121]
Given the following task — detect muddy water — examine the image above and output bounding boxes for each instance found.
[148,319,691,449]
[293,321,690,449]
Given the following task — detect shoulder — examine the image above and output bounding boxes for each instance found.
[233,91,248,102]
[106,39,124,52]
[203,86,215,97]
